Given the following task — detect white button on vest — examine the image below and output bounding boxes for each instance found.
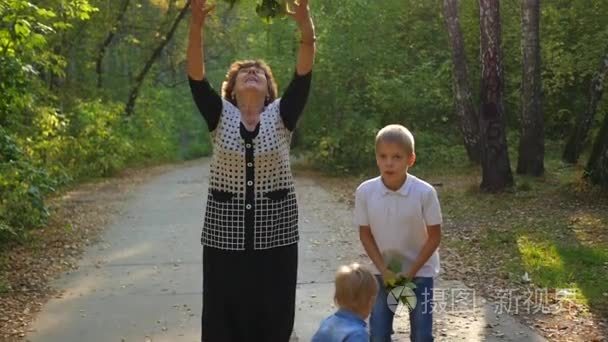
[247,181,253,186]
[246,143,252,148]
[246,204,252,210]
[247,162,253,167]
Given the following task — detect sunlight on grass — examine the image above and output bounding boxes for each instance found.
[517,236,566,285]
[435,161,608,313]
[516,235,608,308]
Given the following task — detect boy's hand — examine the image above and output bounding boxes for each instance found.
[381,268,397,287]
[400,270,415,281]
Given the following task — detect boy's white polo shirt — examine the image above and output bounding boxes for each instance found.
[354,174,443,277]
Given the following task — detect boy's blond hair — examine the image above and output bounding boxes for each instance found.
[375,124,415,156]
[334,263,378,313]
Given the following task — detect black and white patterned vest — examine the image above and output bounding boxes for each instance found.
[202,99,299,250]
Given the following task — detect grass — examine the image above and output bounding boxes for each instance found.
[0,254,8,294]
[0,275,7,293]
[429,150,608,316]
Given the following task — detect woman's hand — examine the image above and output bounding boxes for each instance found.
[187,0,214,80]
[191,0,215,27]
[286,0,312,28]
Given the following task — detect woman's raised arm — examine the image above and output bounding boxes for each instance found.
[187,0,215,80]
[287,0,316,75]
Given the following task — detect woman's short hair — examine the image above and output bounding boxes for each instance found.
[375,124,415,156]
[334,263,378,312]
[221,59,278,106]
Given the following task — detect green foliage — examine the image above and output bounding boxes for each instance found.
[134,83,212,162]
[51,100,135,178]
[220,0,292,20]
[255,0,286,21]
[307,118,378,174]
[298,0,456,173]
[0,56,31,129]
[3,0,608,241]
[0,126,56,241]
[0,0,215,244]
[0,1,56,58]
[0,0,97,80]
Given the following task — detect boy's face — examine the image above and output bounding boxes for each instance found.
[376,141,415,187]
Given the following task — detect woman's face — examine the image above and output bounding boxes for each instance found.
[233,65,269,100]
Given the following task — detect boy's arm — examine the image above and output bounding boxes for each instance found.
[355,184,395,283]
[359,226,395,282]
[404,187,443,279]
[403,224,441,279]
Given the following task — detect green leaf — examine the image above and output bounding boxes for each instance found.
[14,19,31,38]
[387,258,401,274]
[36,8,56,18]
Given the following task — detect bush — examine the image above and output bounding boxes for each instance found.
[0,127,56,241]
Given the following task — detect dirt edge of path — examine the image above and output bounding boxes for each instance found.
[0,161,192,341]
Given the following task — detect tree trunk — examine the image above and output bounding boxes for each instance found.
[517,0,544,176]
[443,0,481,164]
[96,0,131,89]
[124,1,190,117]
[479,0,514,192]
[585,111,608,187]
[563,50,608,163]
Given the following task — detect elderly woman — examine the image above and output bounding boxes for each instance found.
[186,0,315,341]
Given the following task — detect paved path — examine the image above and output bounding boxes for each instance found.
[26,160,546,341]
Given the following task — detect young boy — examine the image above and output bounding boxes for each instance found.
[354,124,442,342]
[311,263,378,342]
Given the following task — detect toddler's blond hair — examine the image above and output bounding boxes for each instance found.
[334,263,378,313]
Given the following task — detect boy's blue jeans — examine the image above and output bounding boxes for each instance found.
[370,275,434,342]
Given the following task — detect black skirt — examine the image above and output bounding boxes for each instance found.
[201,243,298,342]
